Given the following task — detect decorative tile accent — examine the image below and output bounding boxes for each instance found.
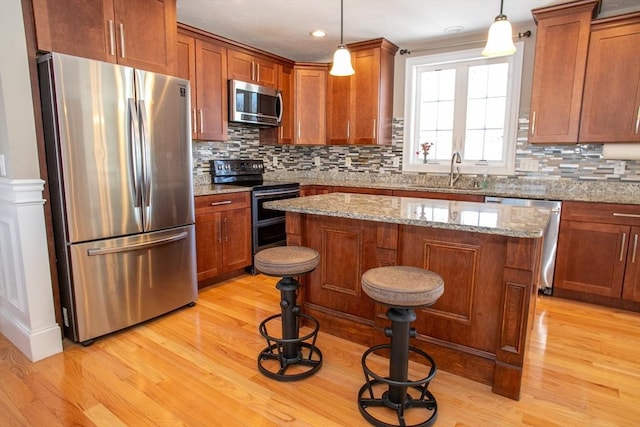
[192,118,640,186]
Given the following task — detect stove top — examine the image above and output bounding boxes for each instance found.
[210,159,298,191]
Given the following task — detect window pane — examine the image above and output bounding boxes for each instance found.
[468,65,488,98]
[420,102,438,129]
[466,98,487,129]
[484,130,503,160]
[464,130,484,160]
[487,63,508,97]
[485,98,506,128]
[417,68,456,162]
[437,100,454,129]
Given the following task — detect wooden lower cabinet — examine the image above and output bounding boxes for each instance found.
[195,192,251,286]
[300,185,332,197]
[554,201,640,309]
[392,190,484,202]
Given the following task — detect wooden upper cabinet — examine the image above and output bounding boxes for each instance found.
[227,48,277,88]
[294,64,327,145]
[528,0,598,144]
[326,38,398,145]
[579,13,640,143]
[32,0,177,74]
[278,64,295,144]
[177,28,228,141]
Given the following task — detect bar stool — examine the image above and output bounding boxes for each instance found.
[254,245,322,381]
[358,266,444,427]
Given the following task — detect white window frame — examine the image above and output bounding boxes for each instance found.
[402,43,524,175]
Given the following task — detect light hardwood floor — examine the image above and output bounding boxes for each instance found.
[1,273,639,426]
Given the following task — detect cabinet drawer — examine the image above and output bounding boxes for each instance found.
[562,201,640,225]
[195,192,250,214]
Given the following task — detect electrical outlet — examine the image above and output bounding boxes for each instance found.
[272,156,278,167]
[392,157,400,167]
[614,160,626,175]
[345,157,352,167]
[313,156,321,167]
[0,154,5,176]
[520,159,539,172]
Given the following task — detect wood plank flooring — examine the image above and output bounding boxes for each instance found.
[1,273,639,426]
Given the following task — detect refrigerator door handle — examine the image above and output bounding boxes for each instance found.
[86,231,189,256]
[128,98,143,209]
[139,99,152,215]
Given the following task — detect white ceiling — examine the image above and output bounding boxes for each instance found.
[176,0,640,62]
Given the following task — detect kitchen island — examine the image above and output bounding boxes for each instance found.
[265,192,551,400]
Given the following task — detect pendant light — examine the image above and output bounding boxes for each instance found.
[330,0,355,76]
[482,0,517,57]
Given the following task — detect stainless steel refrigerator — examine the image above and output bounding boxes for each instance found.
[38,53,197,344]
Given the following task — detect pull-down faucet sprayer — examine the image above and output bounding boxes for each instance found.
[449,151,462,187]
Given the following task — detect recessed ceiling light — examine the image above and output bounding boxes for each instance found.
[310,30,327,38]
[444,26,465,33]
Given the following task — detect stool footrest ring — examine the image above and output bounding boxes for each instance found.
[257,312,322,381]
[358,344,438,427]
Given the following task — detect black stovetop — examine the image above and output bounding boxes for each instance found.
[210,159,298,191]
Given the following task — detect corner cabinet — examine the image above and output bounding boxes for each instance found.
[528,0,598,144]
[177,28,228,141]
[554,201,640,310]
[294,63,327,145]
[32,0,177,74]
[579,13,640,143]
[326,38,398,145]
[194,192,252,286]
[227,48,278,88]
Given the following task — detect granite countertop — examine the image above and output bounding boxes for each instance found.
[265,192,551,238]
[193,184,250,197]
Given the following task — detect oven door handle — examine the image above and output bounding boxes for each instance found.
[254,189,299,198]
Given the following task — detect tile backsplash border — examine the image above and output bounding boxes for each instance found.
[192,118,640,186]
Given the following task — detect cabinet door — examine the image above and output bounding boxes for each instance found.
[294,66,327,145]
[176,32,197,137]
[32,0,115,63]
[195,212,223,282]
[579,17,640,143]
[195,39,228,141]
[352,48,380,145]
[227,50,277,88]
[622,227,640,303]
[554,221,627,298]
[112,0,176,74]
[254,57,277,88]
[278,64,295,144]
[221,209,252,272]
[326,74,352,145]
[529,1,597,143]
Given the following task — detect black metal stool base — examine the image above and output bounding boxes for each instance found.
[257,312,323,381]
[358,344,438,427]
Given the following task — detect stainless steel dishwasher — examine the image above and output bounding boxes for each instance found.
[485,196,562,295]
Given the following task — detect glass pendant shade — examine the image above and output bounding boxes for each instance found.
[330,44,355,76]
[482,15,516,57]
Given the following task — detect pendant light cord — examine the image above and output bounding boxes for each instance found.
[340,0,344,45]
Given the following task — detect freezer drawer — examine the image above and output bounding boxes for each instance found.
[65,225,197,343]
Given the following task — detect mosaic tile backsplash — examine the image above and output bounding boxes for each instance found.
[192,118,640,186]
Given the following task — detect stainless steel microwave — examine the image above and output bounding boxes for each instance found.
[229,79,282,126]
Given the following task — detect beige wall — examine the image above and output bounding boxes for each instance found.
[0,0,41,179]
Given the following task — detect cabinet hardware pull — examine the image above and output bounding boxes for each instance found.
[119,23,125,58]
[373,119,377,141]
[347,120,350,139]
[192,109,197,134]
[619,232,627,262]
[223,217,228,242]
[210,200,232,206]
[217,219,222,243]
[298,121,301,140]
[613,212,640,218]
[257,63,260,82]
[199,109,204,133]
[636,105,640,134]
[108,20,115,56]
[632,234,638,263]
[251,61,255,81]
[531,111,536,136]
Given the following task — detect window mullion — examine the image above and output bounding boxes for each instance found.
[452,64,469,155]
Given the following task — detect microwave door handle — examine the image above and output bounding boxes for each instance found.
[276,92,283,123]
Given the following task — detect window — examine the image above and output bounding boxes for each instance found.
[403,43,524,175]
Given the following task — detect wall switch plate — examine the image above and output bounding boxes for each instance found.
[0,154,5,176]
[345,157,352,167]
[520,158,539,172]
[614,160,626,175]
[272,156,278,167]
[392,157,400,167]
[313,156,321,167]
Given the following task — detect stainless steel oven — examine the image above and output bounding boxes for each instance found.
[210,159,299,274]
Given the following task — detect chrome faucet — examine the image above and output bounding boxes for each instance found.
[449,151,462,187]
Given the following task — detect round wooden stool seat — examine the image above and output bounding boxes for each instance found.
[362,266,444,308]
[254,246,320,277]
